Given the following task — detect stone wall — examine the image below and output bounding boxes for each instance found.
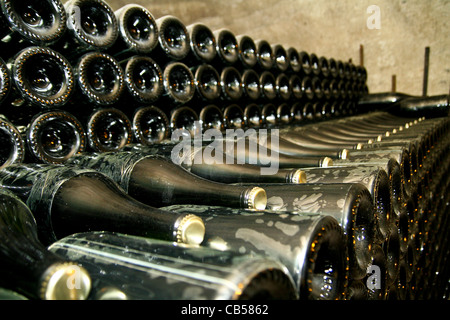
[102,0,449,96]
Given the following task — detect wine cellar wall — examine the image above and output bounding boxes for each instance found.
[0,0,449,301]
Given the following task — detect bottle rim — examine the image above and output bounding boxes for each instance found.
[27,110,86,164]
[65,0,119,49]
[0,116,25,169]
[237,35,257,68]
[12,46,75,107]
[163,62,195,104]
[241,69,260,100]
[77,52,124,105]
[116,4,158,54]
[220,66,242,101]
[199,104,224,132]
[124,56,163,103]
[0,57,10,104]
[194,64,221,101]
[156,15,190,60]
[87,108,133,152]
[187,23,217,63]
[214,28,239,65]
[132,105,170,145]
[1,0,67,44]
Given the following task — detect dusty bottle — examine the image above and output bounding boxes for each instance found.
[110,4,158,59]
[0,163,205,246]
[48,231,298,300]
[59,0,119,58]
[72,51,124,107]
[152,15,190,64]
[236,34,257,70]
[0,187,91,300]
[0,114,25,169]
[0,0,67,56]
[162,204,349,300]
[22,109,86,164]
[122,55,163,105]
[184,23,216,65]
[254,39,274,70]
[121,143,306,184]
[84,107,133,152]
[5,46,75,110]
[65,150,268,210]
[169,105,200,137]
[132,105,170,145]
[212,28,239,66]
[233,182,377,280]
[160,61,195,107]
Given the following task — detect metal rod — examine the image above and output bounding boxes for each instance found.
[423,46,430,96]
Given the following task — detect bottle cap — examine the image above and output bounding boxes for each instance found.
[40,262,91,300]
[289,169,307,184]
[246,187,267,210]
[339,149,349,160]
[176,214,205,245]
[320,157,333,167]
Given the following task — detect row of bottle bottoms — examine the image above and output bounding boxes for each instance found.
[0,0,367,85]
[0,111,449,299]
[0,45,366,127]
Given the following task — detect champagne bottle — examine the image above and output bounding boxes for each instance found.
[259,70,277,101]
[191,64,221,103]
[73,51,124,107]
[0,0,67,56]
[65,150,268,210]
[241,69,261,102]
[161,205,349,300]
[275,73,292,101]
[298,51,312,77]
[223,104,245,129]
[261,103,279,128]
[0,187,91,300]
[169,106,200,137]
[0,114,25,169]
[278,103,294,126]
[213,28,239,66]
[254,39,274,70]
[23,110,86,164]
[232,182,377,280]
[5,46,75,109]
[319,56,330,79]
[122,55,163,105]
[48,231,299,300]
[289,74,303,102]
[287,47,301,74]
[161,61,195,107]
[185,23,216,64]
[271,44,289,73]
[243,103,262,128]
[0,57,9,104]
[219,66,243,102]
[199,104,224,132]
[309,53,321,78]
[121,143,306,184]
[153,15,190,63]
[60,0,118,57]
[132,105,170,145]
[236,34,257,70]
[299,166,393,241]
[110,4,158,58]
[0,163,205,246]
[85,107,133,152]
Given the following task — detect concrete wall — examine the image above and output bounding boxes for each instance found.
[105,0,449,96]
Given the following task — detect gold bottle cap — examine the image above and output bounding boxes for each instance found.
[356,142,364,149]
[289,169,307,184]
[41,263,91,300]
[247,187,267,210]
[392,128,398,134]
[321,157,333,167]
[385,131,390,137]
[376,135,383,142]
[339,149,349,160]
[177,214,206,245]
